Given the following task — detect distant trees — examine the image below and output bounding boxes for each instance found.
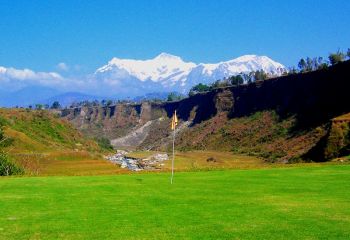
[298,58,307,72]
[210,79,231,89]
[254,70,268,81]
[229,75,244,86]
[189,83,211,96]
[35,104,44,110]
[298,56,329,72]
[167,92,184,102]
[187,68,275,96]
[329,50,345,65]
[288,67,298,75]
[298,57,316,72]
[50,101,61,109]
[106,100,113,106]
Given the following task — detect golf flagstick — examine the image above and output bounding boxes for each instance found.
[170,110,178,184]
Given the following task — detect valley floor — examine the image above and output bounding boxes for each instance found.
[1,165,350,239]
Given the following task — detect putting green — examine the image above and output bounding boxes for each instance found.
[1,165,350,239]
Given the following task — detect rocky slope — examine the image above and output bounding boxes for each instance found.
[61,60,350,162]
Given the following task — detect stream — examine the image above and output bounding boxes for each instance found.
[105,151,169,171]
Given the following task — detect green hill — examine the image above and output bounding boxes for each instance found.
[0,108,122,176]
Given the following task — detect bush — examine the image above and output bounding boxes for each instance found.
[329,51,345,65]
[189,83,210,96]
[167,92,184,102]
[0,152,24,176]
[95,137,114,151]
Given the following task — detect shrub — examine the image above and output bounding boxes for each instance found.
[329,51,345,65]
[95,137,114,151]
[0,152,24,176]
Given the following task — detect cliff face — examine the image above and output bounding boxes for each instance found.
[165,60,350,127]
[61,61,350,161]
[61,102,153,139]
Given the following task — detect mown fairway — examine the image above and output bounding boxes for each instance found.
[1,165,350,239]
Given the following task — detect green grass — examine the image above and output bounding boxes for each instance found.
[1,165,350,239]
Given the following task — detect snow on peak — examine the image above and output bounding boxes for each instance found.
[96,53,195,82]
[154,52,182,61]
[232,54,260,62]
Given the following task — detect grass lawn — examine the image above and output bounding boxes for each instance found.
[1,165,350,239]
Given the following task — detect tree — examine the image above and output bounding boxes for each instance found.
[254,70,268,81]
[35,104,44,110]
[347,48,350,59]
[306,57,313,71]
[329,50,345,65]
[0,152,23,176]
[298,58,307,72]
[318,62,329,70]
[229,75,244,86]
[51,101,61,109]
[288,67,298,75]
[312,57,324,70]
[210,80,222,89]
[189,83,210,96]
[106,100,113,106]
[167,92,183,102]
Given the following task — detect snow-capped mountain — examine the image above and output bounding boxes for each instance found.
[0,53,286,107]
[95,53,285,94]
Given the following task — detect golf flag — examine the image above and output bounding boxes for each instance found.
[171,110,178,130]
[170,110,177,184]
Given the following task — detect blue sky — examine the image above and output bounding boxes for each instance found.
[0,0,349,72]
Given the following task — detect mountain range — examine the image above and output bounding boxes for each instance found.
[0,53,285,107]
[95,53,285,94]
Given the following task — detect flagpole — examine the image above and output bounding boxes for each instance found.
[170,110,177,184]
[171,124,175,184]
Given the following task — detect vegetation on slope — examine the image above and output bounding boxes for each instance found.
[173,111,328,163]
[0,108,119,175]
[0,116,23,175]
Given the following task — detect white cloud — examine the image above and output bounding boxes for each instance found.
[0,66,62,81]
[0,66,68,90]
[0,66,101,95]
[56,62,69,71]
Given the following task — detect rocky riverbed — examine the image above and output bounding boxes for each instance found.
[105,150,169,171]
